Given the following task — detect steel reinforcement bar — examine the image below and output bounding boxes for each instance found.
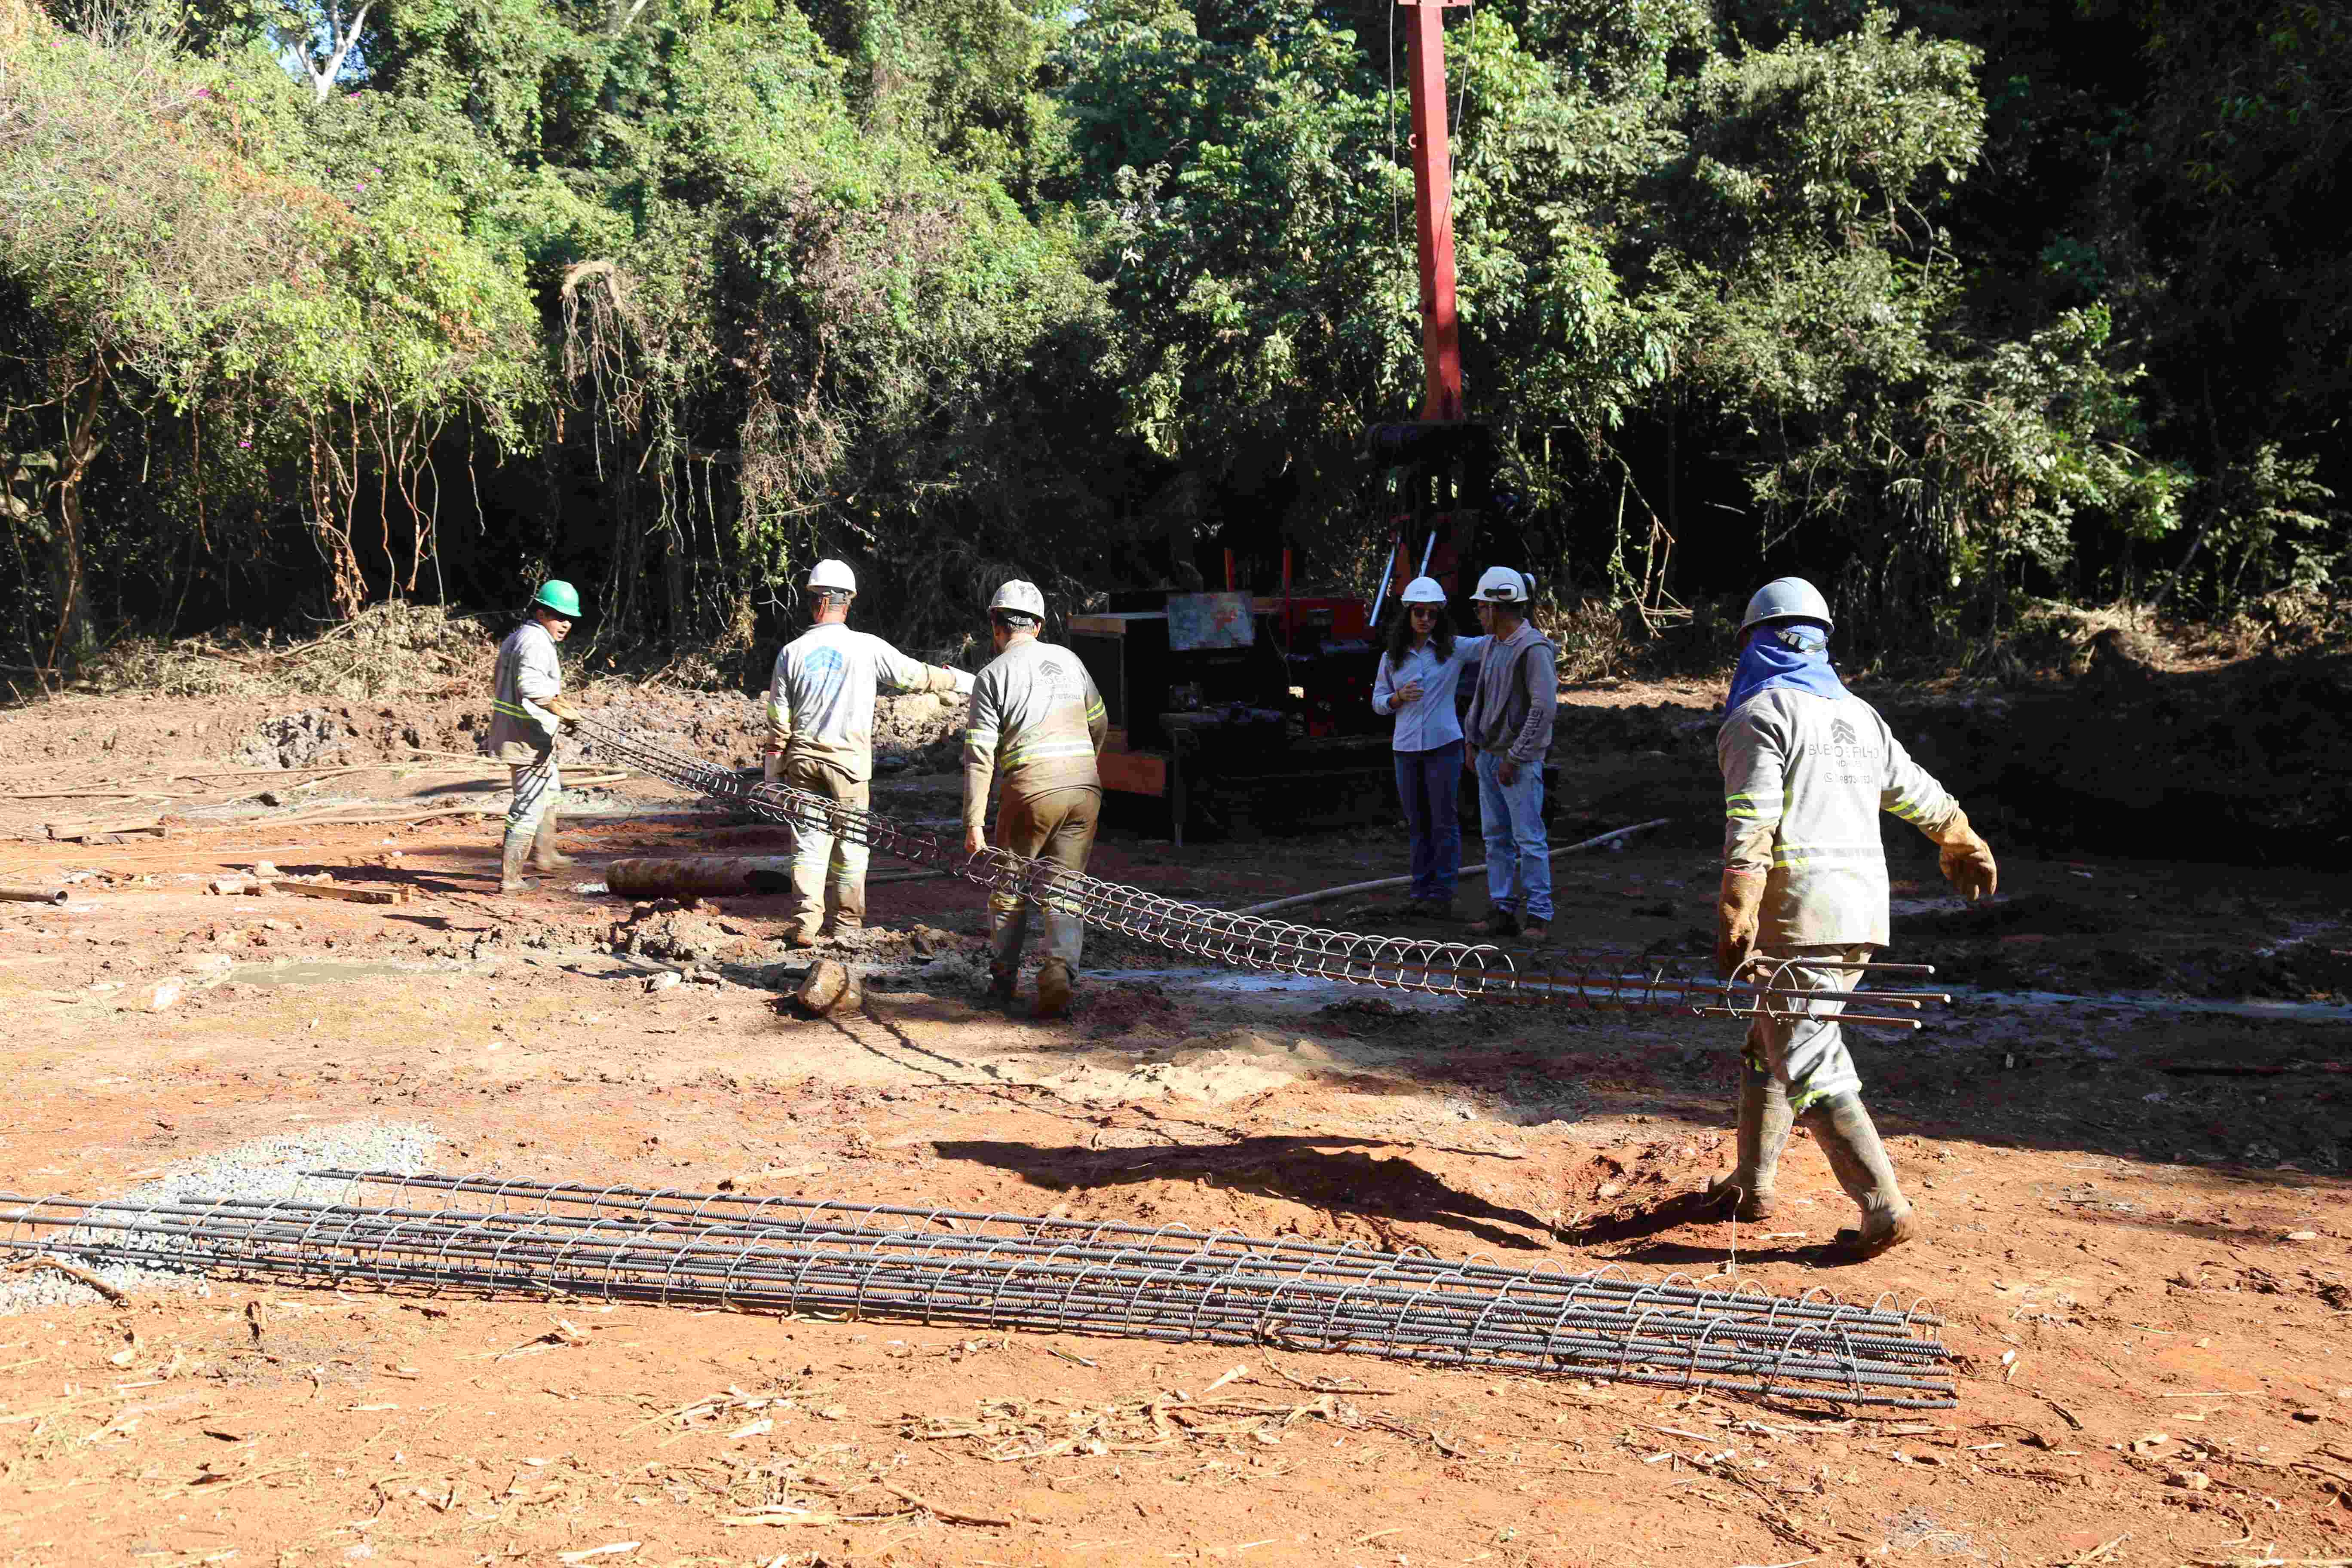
[576,717,1950,1026]
[312,1171,1945,1335]
[0,1192,1954,1407]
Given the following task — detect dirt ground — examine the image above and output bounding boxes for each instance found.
[1,681,2348,1568]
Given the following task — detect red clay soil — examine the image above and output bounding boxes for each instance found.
[0,686,2346,1568]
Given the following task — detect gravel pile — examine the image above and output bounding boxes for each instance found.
[0,1121,438,1314]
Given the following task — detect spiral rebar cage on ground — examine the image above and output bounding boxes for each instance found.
[576,717,1949,1026]
[0,1175,1955,1407]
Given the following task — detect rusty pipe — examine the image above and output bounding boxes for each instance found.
[0,885,67,905]
[606,856,796,899]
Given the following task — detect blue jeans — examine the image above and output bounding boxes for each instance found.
[1393,741,1463,901]
[1474,749,1551,920]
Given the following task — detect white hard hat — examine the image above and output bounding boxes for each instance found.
[1738,576,1833,634]
[988,579,1046,619]
[1470,566,1530,603]
[808,558,858,594]
[1399,576,1447,605]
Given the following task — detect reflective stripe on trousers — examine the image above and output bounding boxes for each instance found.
[507,755,559,838]
[1741,943,1871,1114]
[989,786,1100,971]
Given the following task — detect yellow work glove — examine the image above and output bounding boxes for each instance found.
[541,694,583,732]
[1715,867,1767,980]
[1931,809,1998,902]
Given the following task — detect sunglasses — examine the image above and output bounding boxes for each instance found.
[1409,605,1439,615]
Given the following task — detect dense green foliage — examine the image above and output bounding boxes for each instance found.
[0,0,2342,680]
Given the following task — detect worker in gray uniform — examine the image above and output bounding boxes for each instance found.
[765,557,974,946]
[487,580,586,894]
[1711,576,1998,1259]
[961,579,1107,1019]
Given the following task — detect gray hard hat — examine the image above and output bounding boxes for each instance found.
[1738,577,1834,635]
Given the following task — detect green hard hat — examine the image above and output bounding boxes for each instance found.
[532,579,582,618]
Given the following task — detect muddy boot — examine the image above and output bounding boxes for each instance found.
[984,964,1017,1010]
[1803,1092,1918,1260]
[498,830,533,894]
[1034,959,1074,1020]
[822,913,864,947]
[1469,907,1520,940]
[1705,1060,1792,1221]
[528,808,574,871]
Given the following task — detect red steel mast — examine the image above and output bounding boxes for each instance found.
[1402,0,1467,423]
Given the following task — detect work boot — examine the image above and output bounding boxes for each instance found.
[1521,916,1551,945]
[528,809,574,871]
[1705,1059,1793,1222]
[1469,907,1520,940]
[498,831,533,894]
[785,925,821,950]
[823,914,864,947]
[1802,1092,1918,1260]
[1034,959,1074,1020]
[984,964,1017,1009]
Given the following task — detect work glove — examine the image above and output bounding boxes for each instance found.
[540,694,584,732]
[762,750,783,785]
[1930,809,1998,902]
[1715,867,1767,980]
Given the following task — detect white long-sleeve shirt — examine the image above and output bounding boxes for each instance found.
[487,621,563,763]
[768,623,971,782]
[1370,636,1488,752]
[1718,686,1962,946]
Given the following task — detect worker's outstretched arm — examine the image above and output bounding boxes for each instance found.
[961,673,1001,856]
[1716,706,1785,977]
[870,633,972,698]
[1879,729,1994,901]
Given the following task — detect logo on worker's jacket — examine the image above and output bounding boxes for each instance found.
[1825,714,1874,769]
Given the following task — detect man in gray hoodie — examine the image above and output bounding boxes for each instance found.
[1461,567,1557,942]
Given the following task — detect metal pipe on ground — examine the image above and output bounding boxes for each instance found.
[606,855,797,898]
[1235,818,1673,917]
[0,885,67,905]
[606,856,949,900]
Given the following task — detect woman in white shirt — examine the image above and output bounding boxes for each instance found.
[1370,576,1488,917]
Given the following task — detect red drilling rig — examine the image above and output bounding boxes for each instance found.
[1070,0,1504,842]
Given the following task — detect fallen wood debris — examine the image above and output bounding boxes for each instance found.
[263,879,413,905]
[45,815,167,842]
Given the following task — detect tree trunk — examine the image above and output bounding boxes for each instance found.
[44,354,106,680]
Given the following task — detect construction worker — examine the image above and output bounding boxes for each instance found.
[765,558,974,947]
[961,579,1107,1019]
[1711,576,1999,1259]
[1461,567,1556,942]
[487,580,586,894]
[1372,576,1489,918]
